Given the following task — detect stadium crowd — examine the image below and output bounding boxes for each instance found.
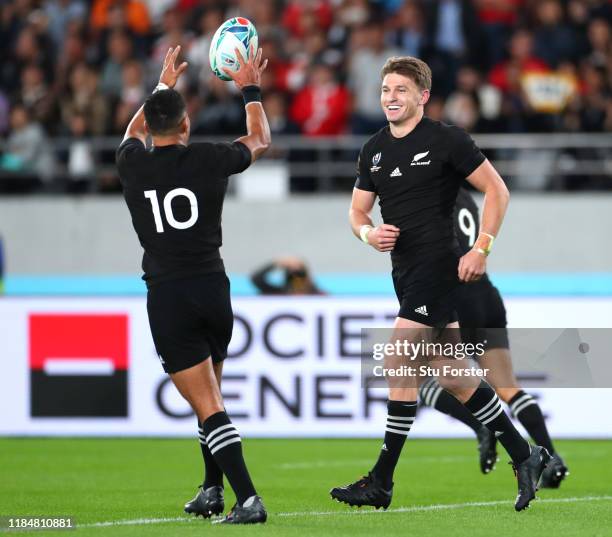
[0,0,611,191]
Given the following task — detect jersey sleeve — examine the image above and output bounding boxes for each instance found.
[195,141,252,177]
[116,138,146,171]
[447,127,486,178]
[354,146,376,192]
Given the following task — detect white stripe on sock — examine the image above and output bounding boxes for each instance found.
[510,394,532,413]
[481,405,504,425]
[430,386,443,408]
[387,413,414,420]
[473,395,499,419]
[513,399,537,417]
[420,382,436,405]
[207,429,240,451]
[210,436,242,455]
[205,424,235,444]
[420,379,435,395]
[386,422,412,432]
[477,403,502,423]
[385,426,411,436]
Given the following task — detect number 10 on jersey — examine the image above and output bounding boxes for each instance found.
[144,188,199,233]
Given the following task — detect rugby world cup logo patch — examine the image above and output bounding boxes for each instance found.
[371,152,382,172]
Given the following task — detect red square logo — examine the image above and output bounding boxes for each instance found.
[29,314,129,417]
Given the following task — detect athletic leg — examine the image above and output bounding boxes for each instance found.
[171,359,257,506]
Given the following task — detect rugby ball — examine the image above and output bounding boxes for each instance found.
[209,17,258,81]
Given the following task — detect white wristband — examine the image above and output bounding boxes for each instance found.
[153,82,169,94]
[359,225,373,244]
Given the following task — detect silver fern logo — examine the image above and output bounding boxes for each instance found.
[410,151,431,166]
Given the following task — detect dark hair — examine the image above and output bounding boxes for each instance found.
[143,89,186,135]
[381,56,432,92]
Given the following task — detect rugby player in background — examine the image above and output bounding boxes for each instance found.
[418,187,568,487]
[330,56,550,512]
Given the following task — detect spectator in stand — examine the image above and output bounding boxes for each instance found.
[578,63,609,132]
[100,29,134,97]
[53,31,88,98]
[348,21,400,134]
[60,63,110,136]
[190,77,245,136]
[476,0,524,69]
[587,18,611,69]
[19,64,56,130]
[264,92,301,136]
[150,7,193,70]
[113,60,146,133]
[327,0,370,52]
[44,0,87,49]
[187,7,223,85]
[90,0,151,37]
[290,63,350,136]
[282,0,333,39]
[142,0,178,27]
[251,0,283,40]
[445,65,503,132]
[4,26,54,93]
[389,0,425,58]
[422,0,485,96]
[489,29,549,93]
[532,0,581,67]
[65,112,96,192]
[0,104,56,190]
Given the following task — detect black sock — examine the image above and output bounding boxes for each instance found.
[371,400,417,489]
[419,378,483,433]
[508,391,555,455]
[201,411,256,505]
[464,381,531,464]
[197,421,223,488]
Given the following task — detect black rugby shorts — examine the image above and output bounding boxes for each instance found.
[146,272,233,373]
[456,276,509,351]
[392,253,460,328]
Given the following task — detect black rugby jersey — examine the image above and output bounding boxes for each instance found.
[355,117,485,266]
[116,138,251,286]
[454,187,480,255]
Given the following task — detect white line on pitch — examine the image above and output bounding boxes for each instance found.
[280,455,471,470]
[278,495,612,517]
[79,495,612,528]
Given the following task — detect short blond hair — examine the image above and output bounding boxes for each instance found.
[381,56,432,92]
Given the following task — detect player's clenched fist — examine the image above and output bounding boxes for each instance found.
[365,224,400,252]
[458,249,486,282]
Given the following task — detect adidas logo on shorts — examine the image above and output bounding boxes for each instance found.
[414,305,428,316]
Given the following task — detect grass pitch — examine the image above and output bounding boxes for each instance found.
[1,438,611,536]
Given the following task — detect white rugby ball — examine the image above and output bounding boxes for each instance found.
[209,17,258,81]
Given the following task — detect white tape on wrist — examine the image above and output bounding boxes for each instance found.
[153,82,169,94]
[359,225,373,244]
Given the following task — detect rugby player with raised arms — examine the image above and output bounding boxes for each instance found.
[330,56,550,512]
[116,45,270,524]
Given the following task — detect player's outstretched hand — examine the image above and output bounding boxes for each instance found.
[159,46,188,89]
[458,249,486,282]
[223,45,268,89]
[367,224,400,252]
